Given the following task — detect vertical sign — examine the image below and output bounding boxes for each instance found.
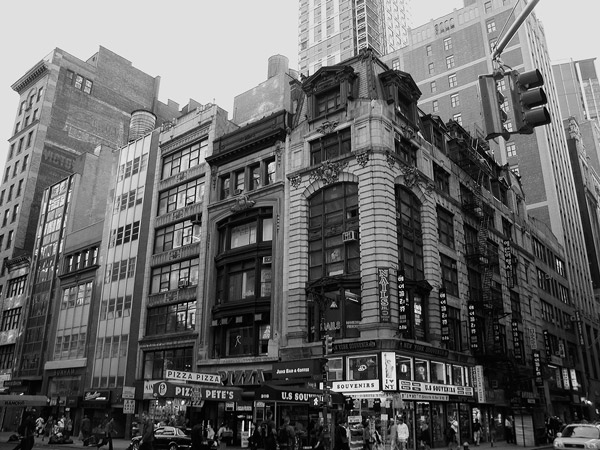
[381,352,397,391]
[468,302,479,350]
[574,310,585,345]
[512,320,522,361]
[471,365,486,403]
[528,327,537,350]
[439,288,449,341]
[398,270,408,333]
[570,369,579,391]
[562,368,571,390]
[532,350,543,386]
[543,330,552,359]
[503,239,514,288]
[378,268,391,323]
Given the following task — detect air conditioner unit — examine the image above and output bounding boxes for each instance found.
[262,256,272,265]
[234,189,244,195]
[544,274,551,279]
[178,280,189,289]
[342,231,357,242]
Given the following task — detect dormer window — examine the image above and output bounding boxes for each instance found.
[303,65,357,121]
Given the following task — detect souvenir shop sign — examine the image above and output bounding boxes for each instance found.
[398,380,474,397]
[153,381,241,402]
[255,385,322,403]
[378,268,391,323]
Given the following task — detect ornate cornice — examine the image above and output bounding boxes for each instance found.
[11,61,48,94]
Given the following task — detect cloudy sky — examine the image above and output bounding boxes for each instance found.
[0,0,595,173]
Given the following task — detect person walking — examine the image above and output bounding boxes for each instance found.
[362,419,373,450]
[14,410,35,450]
[472,419,481,446]
[445,421,458,450]
[140,411,155,450]
[191,422,204,450]
[81,415,92,447]
[262,412,278,450]
[388,420,399,450]
[419,423,431,450]
[504,417,513,444]
[97,415,115,450]
[334,419,349,450]
[396,418,409,450]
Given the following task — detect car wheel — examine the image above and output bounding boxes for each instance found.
[169,444,178,450]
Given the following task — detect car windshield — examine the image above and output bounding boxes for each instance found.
[561,426,600,438]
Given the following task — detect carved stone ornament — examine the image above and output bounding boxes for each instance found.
[399,123,416,140]
[309,160,348,185]
[290,175,302,189]
[386,152,396,168]
[211,166,219,189]
[275,140,284,165]
[231,194,256,212]
[356,151,370,168]
[316,120,339,135]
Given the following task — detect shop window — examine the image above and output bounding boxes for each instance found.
[414,359,429,382]
[348,355,378,380]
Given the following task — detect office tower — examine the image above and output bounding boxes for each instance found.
[298,0,409,76]
[553,58,600,124]
[382,0,600,397]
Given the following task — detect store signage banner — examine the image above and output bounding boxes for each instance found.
[397,270,408,332]
[166,369,222,385]
[381,352,396,391]
[439,288,449,341]
[398,380,473,397]
[378,268,391,323]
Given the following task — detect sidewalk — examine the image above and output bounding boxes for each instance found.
[0,433,554,450]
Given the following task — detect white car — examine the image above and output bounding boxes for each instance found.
[553,423,600,449]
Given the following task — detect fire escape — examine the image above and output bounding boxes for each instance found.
[447,121,504,359]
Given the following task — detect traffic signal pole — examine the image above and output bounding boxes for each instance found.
[491,0,540,62]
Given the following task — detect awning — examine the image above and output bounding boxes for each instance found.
[0,395,49,407]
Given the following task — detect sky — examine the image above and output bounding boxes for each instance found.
[0,0,596,175]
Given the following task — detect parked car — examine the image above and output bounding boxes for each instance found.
[130,426,192,450]
[553,423,600,449]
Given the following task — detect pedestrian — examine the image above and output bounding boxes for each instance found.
[14,410,35,450]
[362,419,372,450]
[97,415,115,450]
[419,422,431,450]
[397,418,409,450]
[262,412,278,450]
[217,423,227,449]
[140,411,155,450]
[278,417,295,450]
[334,419,349,450]
[35,416,45,438]
[472,419,481,446]
[445,421,457,450]
[81,415,92,447]
[44,416,54,442]
[191,422,204,450]
[504,417,513,444]
[489,420,496,447]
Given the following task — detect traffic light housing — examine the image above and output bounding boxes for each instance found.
[319,358,329,381]
[509,69,551,134]
[323,335,334,356]
[478,73,510,141]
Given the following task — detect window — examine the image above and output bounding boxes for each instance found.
[147,301,196,335]
[451,93,460,107]
[6,276,27,297]
[489,38,498,52]
[428,63,434,75]
[446,55,455,69]
[154,219,201,253]
[487,20,496,33]
[22,155,28,172]
[61,282,93,309]
[157,177,205,215]
[396,186,424,281]
[433,164,450,194]
[443,37,452,51]
[308,183,359,280]
[150,258,199,294]
[448,73,457,87]
[74,75,84,90]
[453,113,462,125]
[309,127,352,165]
[440,254,458,296]
[37,87,44,102]
[506,142,516,157]
[315,87,341,116]
[143,347,193,380]
[430,81,437,93]
[5,230,13,249]
[14,123,20,135]
[426,45,432,56]
[11,205,19,223]
[83,79,93,94]
[392,59,401,70]
[432,100,439,113]
[395,136,417,166]
[161,140,207,179]
[0,308,21,332]
[484,1,492,12]
[26,131,33,148]
[437,206,455,249]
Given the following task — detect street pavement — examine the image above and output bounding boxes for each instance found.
[0,433,554,450]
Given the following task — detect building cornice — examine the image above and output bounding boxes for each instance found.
[11,61,48,94]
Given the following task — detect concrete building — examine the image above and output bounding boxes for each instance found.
[553,58,600,124]
[0,46,180,391]
[381,0,600,416]
[298,0,409,76]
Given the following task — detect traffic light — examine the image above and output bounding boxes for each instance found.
[323,335,334,356]
[509,69,551,134]
[319,358,329,381]
[478,73,510,141]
